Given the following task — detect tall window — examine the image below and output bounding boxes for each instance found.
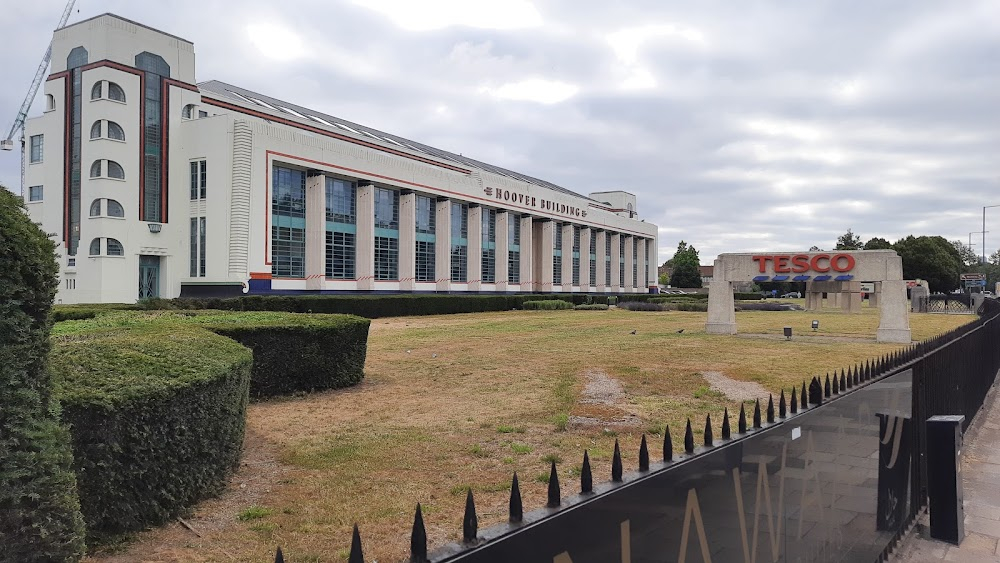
[29,135,43,163]
[553,224,563,285]
[619,236,626,286]
[589,232,597,285]
[373,187,399,280]
[190,160,207,200]
[189,217,207,277]
[605,235,612,285]
[415,195,435,283]
[572,226,581,286]
[29,186,43,202]
[508,214,520,284]
[450,202,468,282]
[632,239,638,288]
[481,208,496,283]
[66,46,87,256]
[136,52,170,222]
[325,177,356,279]
[271,166,306,278]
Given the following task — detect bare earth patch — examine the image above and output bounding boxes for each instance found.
[700,371,769,402]
[569,369,641,428]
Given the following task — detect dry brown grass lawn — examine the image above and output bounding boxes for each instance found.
[87,307,971,562]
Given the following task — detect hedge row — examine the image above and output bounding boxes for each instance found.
[49,310,371,541]
[523,300,574,310]
[0,188,86,561]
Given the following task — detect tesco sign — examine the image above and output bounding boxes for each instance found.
[751,254,856,274]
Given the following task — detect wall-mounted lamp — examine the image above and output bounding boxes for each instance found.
[148,223,162,233]
[784,326,792,340]
[812,320,819,331]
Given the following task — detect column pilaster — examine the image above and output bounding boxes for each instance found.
[435,198,451,292]
[496,212,509,291]
[610,232,621,292]
[398,191,416,291]
[520,215,533,291]
[580,227,592,291]
[356,182,375,290]
[468,205,482,291]
[595,230,607,291]
[304,173,325,290]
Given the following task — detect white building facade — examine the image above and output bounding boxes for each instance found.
[22,14,659,304]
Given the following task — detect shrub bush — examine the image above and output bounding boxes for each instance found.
[573,304,609,310]
[736,302,798,311]
[674,302,709,312]
[50,324,252,543]
[49,310,371,541]
[734,292,764,301]
[197,312,370,398]
[0,188,87,561]
[618,301,666,312]
[522,300,574,310]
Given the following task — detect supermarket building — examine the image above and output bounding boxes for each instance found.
[22,14,659,304]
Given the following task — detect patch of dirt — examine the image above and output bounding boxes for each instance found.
[700,371,769,403]
[568,369,641,428]
[87,426,293,562]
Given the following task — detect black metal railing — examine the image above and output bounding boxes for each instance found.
[272,299,1000,563]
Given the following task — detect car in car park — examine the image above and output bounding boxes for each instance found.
[781,292,801,298]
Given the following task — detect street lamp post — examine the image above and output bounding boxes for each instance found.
[985,205,1000,264]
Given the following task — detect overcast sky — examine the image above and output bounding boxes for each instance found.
[3,0,999,264]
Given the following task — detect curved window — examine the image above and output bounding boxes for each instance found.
[89,238,100,256]
[90,121,102,140]
[182,104,196,119]
[108,82,126,102]
[45,94,55,111]
[107,121,125,141]
[107,199,124,217]
[90,160,102,178]
[107,161,124,179]
[90,199,101,216]
[107,238,123,256]
[91,81,102,100]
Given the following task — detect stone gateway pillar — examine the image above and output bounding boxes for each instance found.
[706,250,911,343]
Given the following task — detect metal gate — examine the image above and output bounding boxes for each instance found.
[139,255,160,299]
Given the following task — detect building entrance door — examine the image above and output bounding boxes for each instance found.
[139,255,160,299]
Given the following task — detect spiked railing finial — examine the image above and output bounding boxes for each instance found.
[509,473,523,523]
[684,418,695,453]
[753,398,762,429]
[790,386,798,414]
[722,407,731,439]
[663,425,673,462]
[766,394,775,423]
[612,440,623,482]
[638,435,650,471]
[349,525,364,563]
[581,451,593,493]
[463,489,478,543]
[738,403,747,434]
[704,414,714,447]
[779,390,787,418]
[546,462,561,507]
[410,504,428,562]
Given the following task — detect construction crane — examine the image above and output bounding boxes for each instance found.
[2,0,78,192]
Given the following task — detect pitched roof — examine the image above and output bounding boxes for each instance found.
[198,80,597,202]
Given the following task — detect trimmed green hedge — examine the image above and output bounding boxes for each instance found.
[735,293,764,301]
[49,310,371,542]
[574,304,609,310]
[0,188,86,561]
[50,324,252,543]
[523,300,574,310]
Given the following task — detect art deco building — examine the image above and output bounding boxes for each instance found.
[22,13,658,303]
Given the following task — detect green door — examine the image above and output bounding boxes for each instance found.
[139,255,160,299]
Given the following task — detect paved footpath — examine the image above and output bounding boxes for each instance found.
[893,382,1000,562]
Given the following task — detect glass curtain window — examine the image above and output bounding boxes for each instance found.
[605,235,612,285]
[199,217,206,277]
[136,52,170,222]
[107,238,123,256]
[415,195,435,283]
[325,177,356,279]
[553,224,562,285]
[481,208,496,283]
[66,46,87,255]
[589,232,597,285]
[108,82,126,102]
[572,226,581,286]
[108,161,124,180]
[190,160,206,200]
[190,218,198,276]
[450,202,468,282]
[107,121,125,141]
[29,135,43,163]
[373,187,399,281]
[619,236,626,286]
[508,213,520,284]
[632,239,638,287]
[271,166,306,278]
